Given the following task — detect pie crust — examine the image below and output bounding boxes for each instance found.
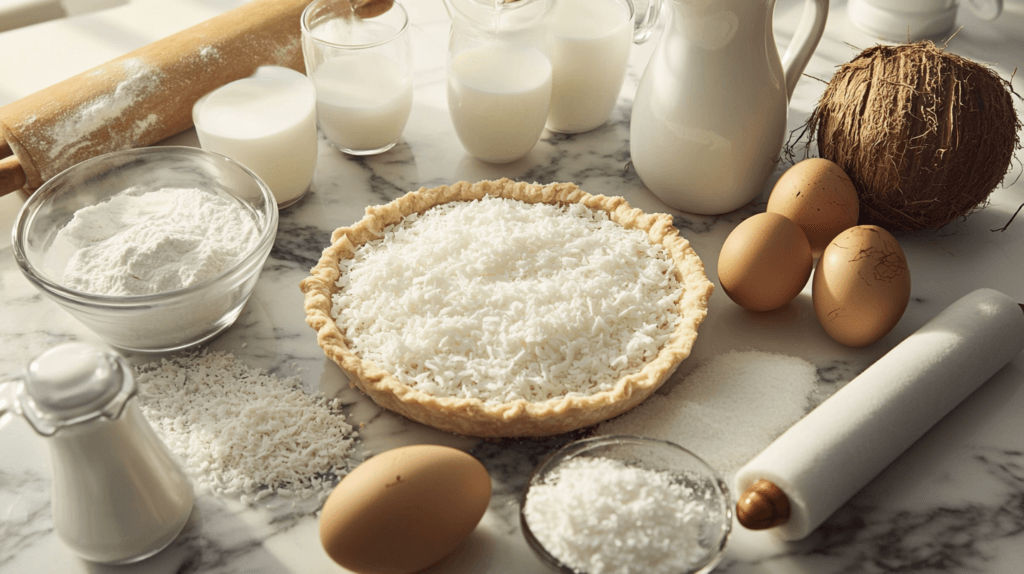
[301,179,714,437]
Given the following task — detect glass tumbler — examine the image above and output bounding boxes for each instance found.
[443,0,555,164]
[546,0,661,134]
[301,0,414,155]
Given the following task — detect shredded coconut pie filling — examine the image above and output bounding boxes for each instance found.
[302,180,713,437]
[332,196,683,403]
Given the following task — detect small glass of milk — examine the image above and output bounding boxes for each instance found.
[193,66,317,208]
[443,0,555,164]
[301,0,414,156]
[546,0,661,134]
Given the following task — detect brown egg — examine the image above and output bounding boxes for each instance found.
[319,444,491,574]
[718,212,813,312]
[812,225,911,347]
[767,158,859,258]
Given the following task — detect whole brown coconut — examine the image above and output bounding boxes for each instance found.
[806,41,1021,231]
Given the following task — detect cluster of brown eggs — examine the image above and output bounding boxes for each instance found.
[717,158,912,347]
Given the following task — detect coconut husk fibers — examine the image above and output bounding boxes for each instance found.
[805,41,1021,231]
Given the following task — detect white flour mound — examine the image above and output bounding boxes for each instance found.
[331,196,684,404]
[58,187,260,296]
[598,350,819,478]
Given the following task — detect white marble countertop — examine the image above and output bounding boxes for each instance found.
[2,1,1024,573]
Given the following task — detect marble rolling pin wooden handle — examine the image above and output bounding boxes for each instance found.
[734,288,1024,540]
[0,0,314,197]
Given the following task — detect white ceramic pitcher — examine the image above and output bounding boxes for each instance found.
[630,0,829,215]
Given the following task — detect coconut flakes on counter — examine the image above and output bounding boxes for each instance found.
[331,196,684,404]
[135,350,356,505]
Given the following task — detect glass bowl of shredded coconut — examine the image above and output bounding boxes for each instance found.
[13,146,278,352]
[520,435,732,574]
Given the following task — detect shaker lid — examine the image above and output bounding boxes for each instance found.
[24,343,127,421]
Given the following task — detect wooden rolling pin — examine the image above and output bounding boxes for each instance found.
[0,0,316,196]
[0,0,397,196]
[734,288,1024,540]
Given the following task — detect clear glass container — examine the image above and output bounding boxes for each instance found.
[520,435,732,574]
[443,0,555,164]
[301,0,414,155]
[12,146,278,352]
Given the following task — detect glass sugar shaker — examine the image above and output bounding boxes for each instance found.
[0,343,194,564]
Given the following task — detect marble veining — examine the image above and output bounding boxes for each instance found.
[1,0,1024,573]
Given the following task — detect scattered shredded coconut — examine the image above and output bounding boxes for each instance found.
[598,350,818,477]
[522,456,721,574]
[57,187,260,296]
[135,351,356,504]
[331,196,683,403]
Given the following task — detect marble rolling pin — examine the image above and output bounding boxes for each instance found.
[0,0,313,196]
[734,288,1024,540]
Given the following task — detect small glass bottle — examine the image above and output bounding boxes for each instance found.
[0,343,194,564]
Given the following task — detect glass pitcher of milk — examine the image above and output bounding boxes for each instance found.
[443,0,556,164]
[0,343,194,564]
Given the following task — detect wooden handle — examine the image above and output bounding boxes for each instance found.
[354,0,394,18]
[736,479,791,530]
[0,155,27,196]
[0,0,309,191]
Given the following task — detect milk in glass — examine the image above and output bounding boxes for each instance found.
[546,0,633,133]
[193,66,317,208]
[301,0,413,155]
[448,45,552,164]
[312,53,414,153]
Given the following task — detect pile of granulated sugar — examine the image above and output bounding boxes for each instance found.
[331,196,683,404]
[598,350,818,478]
[135,351,356,505]
[522,456,719,574]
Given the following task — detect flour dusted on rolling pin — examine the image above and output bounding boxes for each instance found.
[734,288,1024,540]
[0,0,310,190]
[27,58,171,163]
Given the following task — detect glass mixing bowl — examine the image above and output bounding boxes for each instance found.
[12,146,278,352]
[520,435,732,574]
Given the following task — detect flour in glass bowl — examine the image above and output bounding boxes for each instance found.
[57,187,260,296]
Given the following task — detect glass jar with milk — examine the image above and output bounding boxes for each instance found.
[301,0,414,156]
[545,0,661,134]
[443,0,555,164]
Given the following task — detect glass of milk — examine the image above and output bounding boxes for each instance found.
[443,0,555,164]
[193,66,317,209]
[301,0,413,156]
[546,0,661,134]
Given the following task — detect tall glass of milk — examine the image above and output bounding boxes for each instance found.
[443,0,555,164]
[546,0,661,134]
[301,0,413,156]
[193,66,317,208]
